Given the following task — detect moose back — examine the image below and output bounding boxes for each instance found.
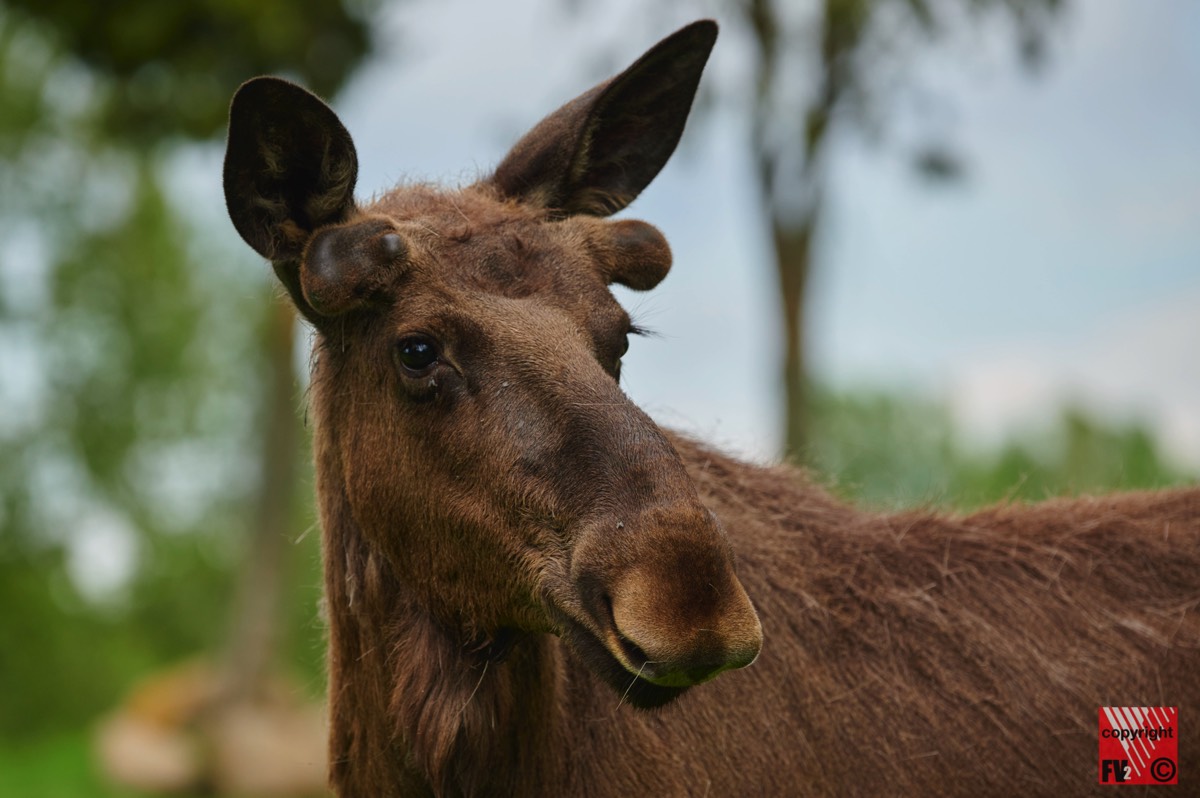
[223,20,1199,797]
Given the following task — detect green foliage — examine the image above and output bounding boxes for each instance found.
[0,731,155,798]
[2,0,379,141]
[0,532,257,742]
[0,0,371,748]
[805,387,1192,511]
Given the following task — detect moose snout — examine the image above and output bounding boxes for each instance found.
[607,563,762,687]
[578,509,763,688]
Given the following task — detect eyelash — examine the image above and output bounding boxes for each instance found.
[628,321,654,338]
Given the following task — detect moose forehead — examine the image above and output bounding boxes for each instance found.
[376,187,596,294]
[302,184,665,337]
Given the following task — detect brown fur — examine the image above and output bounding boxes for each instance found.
[223,21,1200,797]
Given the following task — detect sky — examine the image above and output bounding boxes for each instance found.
[315,0,1200,468]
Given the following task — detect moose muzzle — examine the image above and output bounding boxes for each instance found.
[575,504,763,688]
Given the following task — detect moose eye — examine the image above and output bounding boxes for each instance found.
[395,336,440,374]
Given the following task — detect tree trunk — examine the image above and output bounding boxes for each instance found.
[221,297,299,702]
[743,0,861,459]
[772,213,817,460]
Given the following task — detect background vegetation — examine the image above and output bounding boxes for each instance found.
[0,1,1192,796]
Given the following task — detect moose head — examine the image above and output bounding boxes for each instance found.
[223,20,760,709]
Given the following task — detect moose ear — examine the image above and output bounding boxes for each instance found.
[223,77,358,263]
[490,20,717,217]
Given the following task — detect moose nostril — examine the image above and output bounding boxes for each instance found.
[615,632,651,671]
[603,594,652,669]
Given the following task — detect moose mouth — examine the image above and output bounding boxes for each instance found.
[552,610,689,709]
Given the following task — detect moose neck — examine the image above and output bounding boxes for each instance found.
[314,400,563,797]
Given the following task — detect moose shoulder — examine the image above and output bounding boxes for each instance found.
[223,20,1199,798]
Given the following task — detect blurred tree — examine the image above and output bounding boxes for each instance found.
[731,0,1064,456]
[566,0,1063,455]
[4,0,374,141]
[0,0,380,743]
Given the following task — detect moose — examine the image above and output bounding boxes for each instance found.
[223,20,1199,797]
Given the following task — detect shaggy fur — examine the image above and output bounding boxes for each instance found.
[321,433,1199,796]
[223,20,1200,798]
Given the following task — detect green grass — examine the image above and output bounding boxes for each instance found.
[0,731,161,798]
